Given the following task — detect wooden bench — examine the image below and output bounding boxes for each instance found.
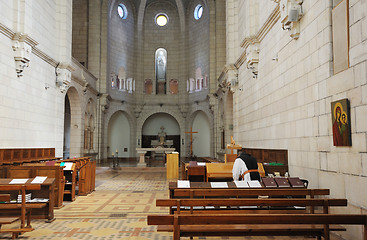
[57,157,95,196]
[0,148,59,166]
[0,185,43,239]
[148,213,367,240]
[0,178,55,222]
[0,165,64,208]
[156,198,347,214]
[171,187,330,200]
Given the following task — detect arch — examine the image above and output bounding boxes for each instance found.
[107,111,131,158]
[186,105,214,157]
[136,108,185,155]
[190,111,210,157]
[225,91,234,147]
[65,87,82,158]
[104,107,136,158]
[63,94,71,159]
[142,112,181,153]
[142,113,180,135]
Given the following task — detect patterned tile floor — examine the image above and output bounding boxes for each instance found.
[0,166,343,240]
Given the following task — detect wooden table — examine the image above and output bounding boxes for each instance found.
[0,178,55,222]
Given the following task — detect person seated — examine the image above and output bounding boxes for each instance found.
[232,148,261,181]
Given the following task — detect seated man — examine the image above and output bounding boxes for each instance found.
[232,148,261,181]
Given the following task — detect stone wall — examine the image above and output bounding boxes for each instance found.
[229,0,367,239]
[72,0,89,66]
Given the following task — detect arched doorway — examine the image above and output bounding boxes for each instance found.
[107,111,131,158]
[142,113,180,153]
[63,95,71,159]
[192,111,210,157]
[64,87,82,158]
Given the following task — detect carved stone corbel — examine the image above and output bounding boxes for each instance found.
[12,33,32,77]
[100,94,111,113]
[208,93,218,113]
[246,43,259,78]
[179,105,188,118]
[56,65,71,93]
[225,64,238,92]
[134,104,144,118]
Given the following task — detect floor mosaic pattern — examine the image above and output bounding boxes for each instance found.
[0,166,342,239]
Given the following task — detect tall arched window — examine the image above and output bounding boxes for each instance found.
[155,48,167,94]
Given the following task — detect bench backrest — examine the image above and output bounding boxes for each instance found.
[173,188,330,198]
[0,184,41,228]
[157,198,347,214]
[148,213,367,226]
[0,148,56,165]
[0,166,64,207]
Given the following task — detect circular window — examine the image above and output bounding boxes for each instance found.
[194,4,203,20]
[156,14,168,27]
[117,4,128,19]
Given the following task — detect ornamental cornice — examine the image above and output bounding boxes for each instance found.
[235,5,280,69]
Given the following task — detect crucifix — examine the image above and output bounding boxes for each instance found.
[185,128,198,157]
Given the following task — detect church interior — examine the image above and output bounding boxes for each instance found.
[0,0,367,239]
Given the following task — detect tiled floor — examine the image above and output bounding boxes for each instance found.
[0,166,344,239]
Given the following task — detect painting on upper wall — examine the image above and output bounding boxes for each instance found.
[331,98,351,146]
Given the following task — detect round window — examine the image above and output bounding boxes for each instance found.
[194,4,203,20]
[117,4,128,19]
[156,14,168,27]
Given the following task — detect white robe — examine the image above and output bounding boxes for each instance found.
[232,158,251,182]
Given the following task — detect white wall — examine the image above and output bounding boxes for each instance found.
[107,111,131,157]
[228,1,367,239]
[142,113,180,135]
[192,111,210,157]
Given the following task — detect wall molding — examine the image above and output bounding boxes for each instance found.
[234,4,280,69]
[0,22,72,70]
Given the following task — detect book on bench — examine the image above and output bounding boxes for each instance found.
[262,177,277,187]
[288,177,305,187]
[274,177,290,187]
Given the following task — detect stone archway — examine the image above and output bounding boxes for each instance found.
[65,87,82,158]
[142,113,181,153]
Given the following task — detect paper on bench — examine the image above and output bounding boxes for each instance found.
[10,179,28,184]
[177,180,190,188]
[247,180,262,188]
[210,182,228,188]
[63,162,73,171]
[31,176,47,184]
[197,162,206,166]
[234,181,249,188]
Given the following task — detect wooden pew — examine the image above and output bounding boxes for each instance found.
[0,178,55,222]
[0,165,64,208]
[148,213,367,240]
[205,163,234,181]
[0,148,58,166]
[57,157,95,196]
[156,198,347,215]
[171,187,329,199]
[0,185,42,239]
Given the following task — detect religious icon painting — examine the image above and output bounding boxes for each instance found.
[331,98,351,146]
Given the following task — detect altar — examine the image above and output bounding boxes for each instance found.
[136,147,175,167]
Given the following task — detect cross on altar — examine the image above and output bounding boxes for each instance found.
[185,128,198,157]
